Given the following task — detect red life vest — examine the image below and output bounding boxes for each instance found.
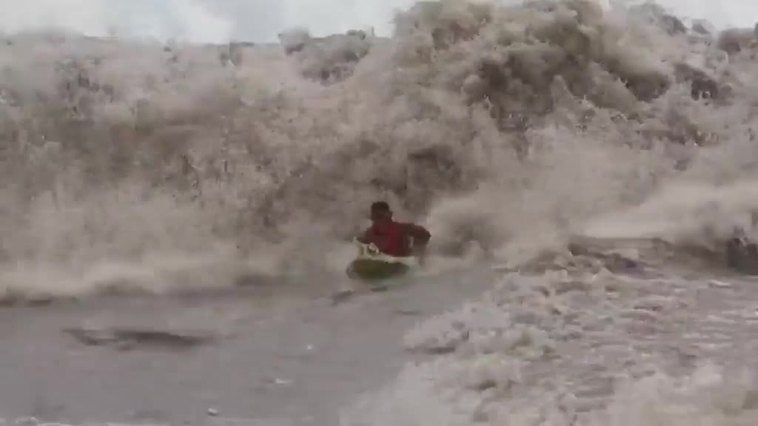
[368,221,410,257]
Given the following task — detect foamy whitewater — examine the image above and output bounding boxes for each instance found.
[1,0,758,424]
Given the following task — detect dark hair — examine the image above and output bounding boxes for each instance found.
[371,201,390,212]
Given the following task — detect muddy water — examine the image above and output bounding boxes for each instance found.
[0,267,497,425]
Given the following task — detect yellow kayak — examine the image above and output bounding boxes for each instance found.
[346,241,419,281]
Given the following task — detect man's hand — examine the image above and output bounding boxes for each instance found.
[356,229,371,244]
[414,245,428,266]
[411,238,429,266]
[403,223,431,266]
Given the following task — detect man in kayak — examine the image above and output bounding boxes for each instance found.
[346,201,431,283]
[359,201,431,257]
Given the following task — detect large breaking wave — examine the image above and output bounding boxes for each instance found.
[0,0,756,302]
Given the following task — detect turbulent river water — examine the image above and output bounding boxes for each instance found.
[1,0,758,424]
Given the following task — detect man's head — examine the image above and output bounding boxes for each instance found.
[370,201,393,223]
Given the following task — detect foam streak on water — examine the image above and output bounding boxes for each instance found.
[342,245,758,425]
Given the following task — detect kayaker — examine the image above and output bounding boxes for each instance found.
[357,201,431,259]
[346,201,431,281]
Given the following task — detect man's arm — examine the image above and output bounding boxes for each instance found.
[402,223,431,263]
[356,227,372,244]
[404,223,431,246]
